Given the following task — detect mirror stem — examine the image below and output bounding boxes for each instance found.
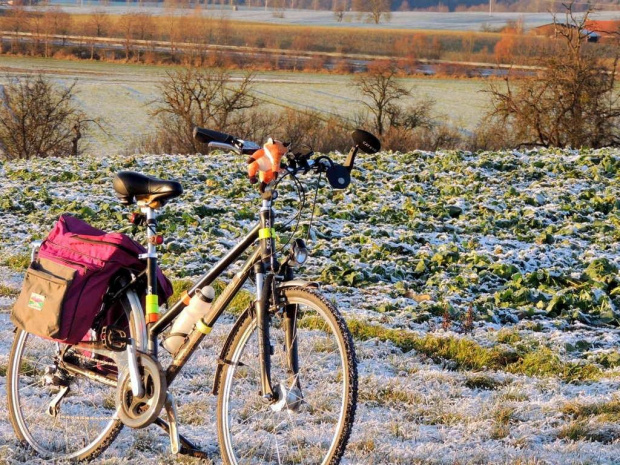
[344,146,359,172]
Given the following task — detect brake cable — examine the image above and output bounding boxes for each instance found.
[305,171,323,243]
[272,168,306,254]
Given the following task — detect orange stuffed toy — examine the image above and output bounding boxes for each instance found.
[247,138,287,186]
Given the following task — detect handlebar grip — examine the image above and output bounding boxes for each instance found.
[193,127,237,146]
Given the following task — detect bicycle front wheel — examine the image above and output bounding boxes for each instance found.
[216,287,358,465]
[7,329,123,461]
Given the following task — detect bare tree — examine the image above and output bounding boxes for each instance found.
[182,9,213,65]
[4,6,30,54]
[271,0,286,18]
[90,9,110,37]
[119,13,136,61]
[165,13,182,61]
[29,12,44,56]
[148,68,258,153]
[353,60,411,135]
[483,4,620,149]
[352,0,390,24]
[332,0,346,22]
[0,76,100,159]
[47,7,72,46]
[133,12,155,61]
[387,96,435,131]
[84,9,111,59]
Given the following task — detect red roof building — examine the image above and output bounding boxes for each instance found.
[585,20,620,39]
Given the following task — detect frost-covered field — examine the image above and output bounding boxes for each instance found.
[3,148,620,463]
[0,57,489,156]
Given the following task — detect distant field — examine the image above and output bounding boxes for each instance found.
[36,4,620,31]
[0,56,490,156]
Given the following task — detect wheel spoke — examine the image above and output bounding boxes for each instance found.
[18,379,44,392]
[7,330,122,460]
[235,406,270,427]
[285,403,305,461]
[299,350,340,374]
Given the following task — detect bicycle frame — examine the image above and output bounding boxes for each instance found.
[63,189,303,410]
[144,190,297,401]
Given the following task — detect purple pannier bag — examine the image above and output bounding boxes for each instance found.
[12,214,172,344]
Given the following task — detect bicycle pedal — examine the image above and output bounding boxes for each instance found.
[154,416,212,459]
[100,326,129,351]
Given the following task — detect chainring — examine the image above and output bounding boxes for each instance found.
[116,354,167,429]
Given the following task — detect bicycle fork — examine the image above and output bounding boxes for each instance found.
[255,191,301,405]
[254,263,275,402]
[255,269,303,410]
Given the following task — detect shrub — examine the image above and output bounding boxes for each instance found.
[0,75,99,159]
[146,67,258,154]
[482,5,620,149]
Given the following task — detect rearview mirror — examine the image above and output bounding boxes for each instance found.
[344,129,381,172]
[352,129,381,154]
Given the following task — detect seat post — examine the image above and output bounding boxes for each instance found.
[140,205,160,340]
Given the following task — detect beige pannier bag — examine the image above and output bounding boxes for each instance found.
[11,258,76,340]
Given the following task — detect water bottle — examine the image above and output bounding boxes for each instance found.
[162,285,215,354]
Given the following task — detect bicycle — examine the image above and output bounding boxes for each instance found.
[6,127,381,464]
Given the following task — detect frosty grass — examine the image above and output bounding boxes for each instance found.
[2,148,620,463]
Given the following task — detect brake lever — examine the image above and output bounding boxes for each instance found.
[286,151,315,175]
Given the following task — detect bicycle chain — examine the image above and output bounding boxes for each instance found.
[66,350,118,368]
[56,414,115,421]
[51,350,119,422]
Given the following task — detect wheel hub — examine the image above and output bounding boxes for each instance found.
[42,365,70,388]
[270,382,303,413]
[116,354,167,429]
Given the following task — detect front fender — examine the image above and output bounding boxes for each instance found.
[276,279,320,291]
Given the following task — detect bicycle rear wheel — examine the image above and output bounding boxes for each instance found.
[216,287,358,465]
[7,329,123,461]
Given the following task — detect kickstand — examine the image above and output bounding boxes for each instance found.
[163,393,180,454]
[153,415,211,460]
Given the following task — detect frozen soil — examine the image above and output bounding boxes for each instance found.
[2,149,620,463]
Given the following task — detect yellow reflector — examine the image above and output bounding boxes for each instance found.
[196,319,212,335]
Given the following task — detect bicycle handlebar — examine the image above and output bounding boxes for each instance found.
[193,127,260,155]
[192,126,381,189]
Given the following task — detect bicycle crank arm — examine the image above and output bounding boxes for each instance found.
[47,386,70,418]
[126,339,144,398]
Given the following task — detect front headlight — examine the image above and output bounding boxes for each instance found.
[290,239,308,267]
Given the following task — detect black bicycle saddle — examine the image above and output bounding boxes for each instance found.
[113,171,183,206]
